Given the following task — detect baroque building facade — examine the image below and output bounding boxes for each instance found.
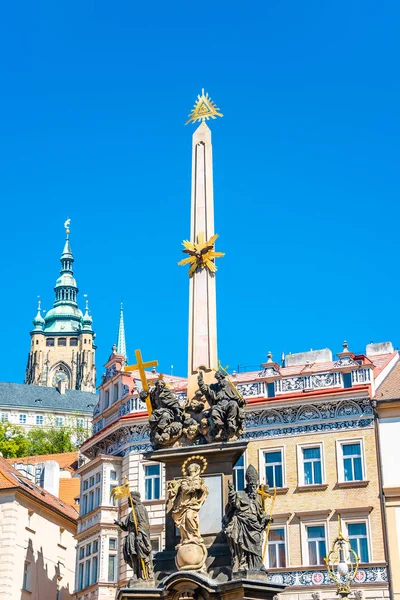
[73,341,397,600]
[25,224,96,393]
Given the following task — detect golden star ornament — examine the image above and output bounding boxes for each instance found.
[178,231,225,277]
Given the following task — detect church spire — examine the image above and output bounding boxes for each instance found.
[53,219,78,307]
[117,302,128,362]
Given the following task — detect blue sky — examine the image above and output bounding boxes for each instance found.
[1,1,399,384]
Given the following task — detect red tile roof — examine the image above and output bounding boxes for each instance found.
[376,360,400,400]
[0,456,78,522]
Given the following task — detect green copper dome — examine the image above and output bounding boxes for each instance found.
[32,300,45,332]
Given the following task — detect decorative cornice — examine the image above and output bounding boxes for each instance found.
[267,566,387,586]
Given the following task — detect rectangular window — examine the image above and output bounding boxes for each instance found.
[303,447,322,485]
[343,443,363,481]
[79,547,85,560]
[85,560,91,588]
[151,537,160,554]
[93,540,98,553]
[92,556,98,584]
[58,338,67,346]
[264,450,283,488]
[19,414,27,424]
[46,338,54,347]
[22,561,30,591]
[78,563,84,590]
[1,413,8,422]
[109,538,117,550]
[95,487,101,507]
[108,555,116,582]
[233,455,245,491]
[77,418,84,429]
[110,484,116,505]
[86,543,92,556]
[89,491,94,512]
[144,464,161,500]
[36,415,44,425]
[105,390,110,408]
[110,470,117,481]
[55,417,63,427]
[83,479,88,491]
[96,472,101,483]
[307,525,327,566]
[89,476,95,487]
[268,528,286,568]
[347,522,369,562]
[70,338,78,346]
[114,384,119,402]
[82,494,88,515]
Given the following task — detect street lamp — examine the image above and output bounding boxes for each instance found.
[325,517,359,598]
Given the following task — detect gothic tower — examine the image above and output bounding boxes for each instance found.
[25,222,96,392]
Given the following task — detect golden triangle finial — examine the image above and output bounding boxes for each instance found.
[185,89,223,126]
[64,218,71,236]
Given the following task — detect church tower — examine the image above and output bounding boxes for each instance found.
[25,221,96,392]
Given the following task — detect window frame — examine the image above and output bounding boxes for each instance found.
[259,446,286,489]
[305,522,328,566]
[336,438,366,483]
[297,442,325,486]
[143,462,162,501]
[233,453,246,491]
[36,415,44,426]
[19,413,27,425]
[22,561,30,591]
[342,516,372,563]
[266,525,287,569]
[300,517,330,567]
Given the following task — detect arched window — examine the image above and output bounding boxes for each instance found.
[58,338,67,347]
[46,338,55,347]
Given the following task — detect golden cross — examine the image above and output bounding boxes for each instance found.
[257,484,271,511]
[124,349,158,415]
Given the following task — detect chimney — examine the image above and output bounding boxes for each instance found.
[57,379,67,395]
[42,460,60,497]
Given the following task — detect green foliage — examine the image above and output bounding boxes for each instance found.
[0,418,88,458]
[27,426,76,455]
[0,422,30,458]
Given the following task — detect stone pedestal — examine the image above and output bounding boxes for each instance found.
[117,570,285,600]
[145,440,247,578]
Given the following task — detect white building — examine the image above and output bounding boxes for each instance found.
[0,455,78,599]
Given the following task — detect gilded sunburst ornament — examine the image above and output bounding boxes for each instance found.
[178,231,225,277]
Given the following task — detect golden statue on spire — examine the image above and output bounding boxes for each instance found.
[185,89,223,125]
[64,218,71,235]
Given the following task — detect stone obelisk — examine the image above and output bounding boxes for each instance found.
[187,121,218,397]
[181,90,224,398]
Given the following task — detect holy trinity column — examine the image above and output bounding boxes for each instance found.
[179,90,224,398]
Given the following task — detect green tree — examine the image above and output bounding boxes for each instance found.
[0,422,30,458]
[27,425,76,455]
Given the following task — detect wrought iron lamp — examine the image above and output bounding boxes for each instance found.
[325,517,359,598]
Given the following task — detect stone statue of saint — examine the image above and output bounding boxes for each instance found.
[114,492,154,583]
[168,459,208,570]
[197,370,245,441]
[140,379,184,447]
[223,465,271,574]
